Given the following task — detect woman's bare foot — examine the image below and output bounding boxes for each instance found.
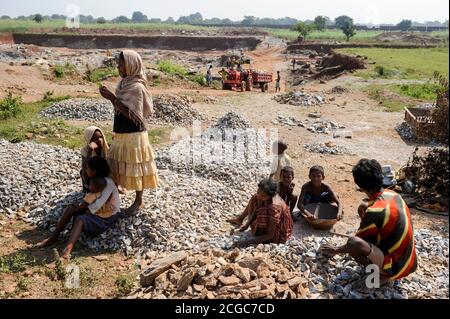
[36,236,58,248]
[227,218,242,226]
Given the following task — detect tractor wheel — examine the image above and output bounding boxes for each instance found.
[261,83,266,92]
[240,81,246,92]
[264,83,269,92]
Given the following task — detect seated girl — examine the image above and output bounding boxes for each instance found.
[38,157,121,259]
[232,178,293,247]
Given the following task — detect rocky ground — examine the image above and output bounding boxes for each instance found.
[128,228,448,299]
[1,110,448,298]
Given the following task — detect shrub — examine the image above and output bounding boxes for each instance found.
[373,65,395,78]
[398,83,439,100]
[405,147,449,198]
[115,274,135,296]
[375,65,385,76]
[0,253,32,273]
[0,92,22,119]
[86,66,119,83]
[53,63,77,79]
[156,60,187,77]
[188,74,206,86]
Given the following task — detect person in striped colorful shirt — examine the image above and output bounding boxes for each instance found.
[320,159,417,284]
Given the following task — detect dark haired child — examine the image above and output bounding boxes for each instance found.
[278,166,297,215]
[297,165,343,220]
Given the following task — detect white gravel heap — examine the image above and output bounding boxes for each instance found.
[274,92,326,106]
[40,95,204,126]
[151,94,204,126]
[40,98,114,122]
[25,169,250,256]
[2,112,271,256]
[274,115,345,134]
[0,139,80,215]
[304,142,352,155]
[157,112,271,188]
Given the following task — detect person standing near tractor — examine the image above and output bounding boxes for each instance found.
[219,68,228,81]
[206,65,213,86]
[275,71,281,93]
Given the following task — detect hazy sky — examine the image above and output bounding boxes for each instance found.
[0,0,448,24]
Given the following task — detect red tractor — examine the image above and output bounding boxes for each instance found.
[222,65,273,92]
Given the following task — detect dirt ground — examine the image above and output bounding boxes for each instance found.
[0,40,448,299]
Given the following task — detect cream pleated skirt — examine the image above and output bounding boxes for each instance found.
[108,131,159,191]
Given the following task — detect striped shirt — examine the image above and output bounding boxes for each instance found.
[356,189,417,279]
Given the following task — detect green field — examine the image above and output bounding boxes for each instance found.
[0,19,213,33]
[265,28,383,42]
[337,47,449,112]
[338,47,449,79]
[266,28,449,42]
[364,83,441,112]
[431,30,450,38]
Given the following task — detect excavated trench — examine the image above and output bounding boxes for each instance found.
[10,33,262,51]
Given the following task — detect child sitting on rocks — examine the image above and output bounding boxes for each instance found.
[278,166,298,216]
[38,157,120,259]
[297,165,343,220]
[233,168,298,230]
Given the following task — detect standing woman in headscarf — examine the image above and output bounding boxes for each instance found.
[99,50,158,216]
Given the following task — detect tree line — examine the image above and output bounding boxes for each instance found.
[1,12,448,29]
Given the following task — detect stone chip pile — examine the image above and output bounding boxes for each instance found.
[157,112,271,188]
[274,92,326,106]
[273,115,345,134]
[151,94,204,126]
[132,248,309,299]
[40,98,113,122]
[0,139,80,215]
[40,95,204,126]
[304,142,352,155]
